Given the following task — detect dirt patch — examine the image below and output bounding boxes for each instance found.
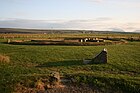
[13,72,103,93]
[14,83,102,93]
[0,54,10,63]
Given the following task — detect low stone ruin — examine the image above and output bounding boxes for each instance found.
[35,72,64,92]
[83,48,107,64]
[47,72,65,89]
[79,38,105,42]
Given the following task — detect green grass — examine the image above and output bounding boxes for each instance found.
[0,36,140,93]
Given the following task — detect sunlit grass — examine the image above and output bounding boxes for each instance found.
[0,34,140,93]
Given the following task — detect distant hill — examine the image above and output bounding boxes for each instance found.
[0,28,137,34]
[108,28,125,32]
[134,30,140,33]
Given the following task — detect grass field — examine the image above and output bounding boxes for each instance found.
[0,33,140,93]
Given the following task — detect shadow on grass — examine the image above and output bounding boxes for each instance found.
[2,42,76,46]
[2,42,45,46]
[36,60,84,68]
[2,41,107,46]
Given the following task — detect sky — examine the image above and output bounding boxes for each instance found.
[0,0,140,32]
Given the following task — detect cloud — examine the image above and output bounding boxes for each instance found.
[108,1,140,9]
[80,0,103,4]
[86,0,103,2]
[94,17,112,21]
[84,0,140,8]
[0,18,139,32]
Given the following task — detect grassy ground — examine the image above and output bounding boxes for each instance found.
[0,34,140,93]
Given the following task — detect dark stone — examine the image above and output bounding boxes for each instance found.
[91,48,107,64]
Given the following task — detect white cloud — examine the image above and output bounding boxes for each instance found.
[81,0,103,4]
[86,0,103,2]
[0,18,139,32]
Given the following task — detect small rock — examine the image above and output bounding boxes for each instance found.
[36,80,45,91]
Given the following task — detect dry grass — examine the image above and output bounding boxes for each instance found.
[0,54,10,63]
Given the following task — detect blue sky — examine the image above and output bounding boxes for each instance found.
[0,0,140,32]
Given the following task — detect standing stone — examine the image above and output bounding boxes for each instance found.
[7,39,11,43]
[91,48,107,64]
